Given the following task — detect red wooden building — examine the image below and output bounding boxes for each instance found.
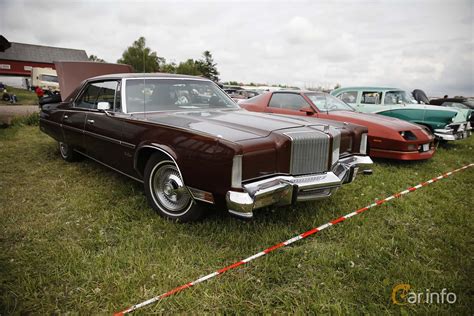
[0,36,88,77]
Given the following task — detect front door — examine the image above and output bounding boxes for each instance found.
[73,80,126,170]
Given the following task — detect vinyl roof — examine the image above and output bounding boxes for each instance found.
[88,72,209,81]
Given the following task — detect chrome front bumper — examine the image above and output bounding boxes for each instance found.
[226,155,373,219]
[434,122,472,141]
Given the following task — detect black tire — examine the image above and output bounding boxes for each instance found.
[58,142,80,162]
[144,154,203,222]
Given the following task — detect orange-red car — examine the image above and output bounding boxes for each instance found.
[241,91,436,160]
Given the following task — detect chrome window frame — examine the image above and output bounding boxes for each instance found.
[72,79,121,111]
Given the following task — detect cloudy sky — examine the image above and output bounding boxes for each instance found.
[1,0,473,96]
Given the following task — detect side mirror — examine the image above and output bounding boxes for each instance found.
[97,101,111,111]
[299,106,315,115]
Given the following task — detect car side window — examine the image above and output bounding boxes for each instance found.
[337,91,358,104]
[269,93,309,110]
[361,91,382,105]
[75,81,120,110]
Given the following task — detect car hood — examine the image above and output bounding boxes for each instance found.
[325,110,422,131]
[135,109,336,142]
[406,104,472,122]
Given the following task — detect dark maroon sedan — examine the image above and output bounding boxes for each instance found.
[39,62,372,221]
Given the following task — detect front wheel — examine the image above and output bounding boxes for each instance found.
[144,155,203,222]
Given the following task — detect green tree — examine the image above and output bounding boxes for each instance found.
[197,51,219,82]
[88,54,106,62]
[160,62,177,74]
[157,57,177,74]
[117,37,162,72]
[176,59,202,76]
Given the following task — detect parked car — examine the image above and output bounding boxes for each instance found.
[39,62,372,221]
[429,96,474,110]
[224,88,261,101]
[241,91,436,160]
[412,90,474,126]
[331,87,472,141]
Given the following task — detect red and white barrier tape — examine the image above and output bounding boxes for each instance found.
[114,163,473,315]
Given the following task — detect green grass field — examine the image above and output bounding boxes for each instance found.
[1,119,473,314]
[1,87,38,105]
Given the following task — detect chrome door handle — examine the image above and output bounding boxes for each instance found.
[87,119,95,124]
[63,114,69,119]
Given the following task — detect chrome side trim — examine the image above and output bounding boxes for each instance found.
[39,118,61,126]
[61,123,136,149]
[62,124,83,133]
[188,186,215,204]
[84,130,121,145]
[121,141,136,149]
[73,149,143,183]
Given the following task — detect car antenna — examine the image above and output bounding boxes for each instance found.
[325,93,329,115]
[143,50,146,119]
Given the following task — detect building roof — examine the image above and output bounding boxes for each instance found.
[0,42,88,63]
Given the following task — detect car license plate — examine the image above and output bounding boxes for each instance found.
[422,143,430,152]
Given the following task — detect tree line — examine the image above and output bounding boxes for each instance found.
[89,37,219,82]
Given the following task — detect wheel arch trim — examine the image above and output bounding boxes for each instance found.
[135,144,196,203]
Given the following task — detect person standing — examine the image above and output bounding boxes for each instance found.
[35,86,44,100]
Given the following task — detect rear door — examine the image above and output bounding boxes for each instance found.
[358,90,384,113]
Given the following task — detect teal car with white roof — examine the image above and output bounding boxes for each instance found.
[331,87,472,141]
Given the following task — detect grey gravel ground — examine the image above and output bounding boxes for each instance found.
[0,105,39,125]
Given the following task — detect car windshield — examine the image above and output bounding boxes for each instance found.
[125,78,238,113]
[384,91,417,104]
[305,93,355,112]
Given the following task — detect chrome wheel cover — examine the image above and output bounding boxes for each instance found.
[150,162,191,215]
[59,142,68,158]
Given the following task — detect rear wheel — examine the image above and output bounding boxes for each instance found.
[58,142,80,162]
[144,155,203,221]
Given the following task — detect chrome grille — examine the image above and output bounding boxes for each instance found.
[284,130,330,175]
